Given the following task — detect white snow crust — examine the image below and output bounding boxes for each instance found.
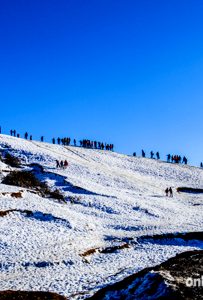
[0,134,202,298]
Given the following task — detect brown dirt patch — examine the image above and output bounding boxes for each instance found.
[0,290,66,299]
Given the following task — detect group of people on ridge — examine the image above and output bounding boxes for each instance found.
[3,128,203,167]
[9,130,114,152]
[167,154,188,164]
[79,139,114,151]
[133,150,160,160]
[10,130,21,139]
[52,137,71,146]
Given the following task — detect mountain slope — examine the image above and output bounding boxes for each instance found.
[0,134,202,299]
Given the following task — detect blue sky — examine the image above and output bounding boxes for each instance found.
[0,0,203,165]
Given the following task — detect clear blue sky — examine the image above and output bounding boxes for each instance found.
[0,0,203,165]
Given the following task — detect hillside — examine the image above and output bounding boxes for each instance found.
[0,134,202,299]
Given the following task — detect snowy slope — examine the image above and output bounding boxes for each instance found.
[0,134,202,299]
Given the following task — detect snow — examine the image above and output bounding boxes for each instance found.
[0,134,202,298]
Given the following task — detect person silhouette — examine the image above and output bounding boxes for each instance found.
[169,187,173,197]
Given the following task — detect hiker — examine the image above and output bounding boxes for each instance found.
[150,151,154,159]
[201,162,203,168]
[13,130,16,137]
[10,129,13,136]
[156,152,160,160]
[165,188,169,197]
[167,154,171,163]
[142,150,145,158]
[133,152,136,157]
[56,160,60,168]
[17,133,20,138]
[182,156,188,165]
[74,139,76,146]
[52,138,55,144]
[30,135,32,141]
[0,126,1,134]
[24,132,28,139]
[57,137,61,145]
[64,160,68,168]
[60,160,64,168]
[169,187,173,197]
[41,136,44,142]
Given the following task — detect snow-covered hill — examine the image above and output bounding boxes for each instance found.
[0,134,202,299]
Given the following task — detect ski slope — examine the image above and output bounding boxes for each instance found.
[0,134,202,299]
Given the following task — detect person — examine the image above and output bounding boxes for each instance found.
[57,137,61,145]
[150,151,154,159]
[200,162,203,168]
[17,133,20,138]
[60,160,64,168]
[24,132,28,139]
[52,138,55,144]
[156,152,160,160]
[167,154,171,163]
[64,160,68,168]
[13,130,16,137]
[142,150,145,158]
[0,126,1,134]
[56,160,60,168]
[74,139,76,146]
[182,156,188,165]
[165,188,169,197]
[41,136,44,142]
[10,129,13,136]
[30,135,32,141]
[133,152,136,157]
[169,187,173,197]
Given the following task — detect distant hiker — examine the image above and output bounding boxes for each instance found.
[30,135,32,141]
[0,126,1,134]
[24,132,28,140]
[167,154,171,163]
[10,130,13,136]
[142,150,146,158]
[165,188,169,197]
[74,139,76,146]
[60,160,64,168]
[52,138,55,144]
[133,152,136,157]
[201,162,203,168]
[13,130,16,137]
[57,137,61,145]
[41,136,44,142]
[169,187,173,197]
[182,156,188,165]
[17,133,20,138]
[156,152,160,160]
[64,160,68,168]
[56,160,60,168]
[150,151,154,159]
